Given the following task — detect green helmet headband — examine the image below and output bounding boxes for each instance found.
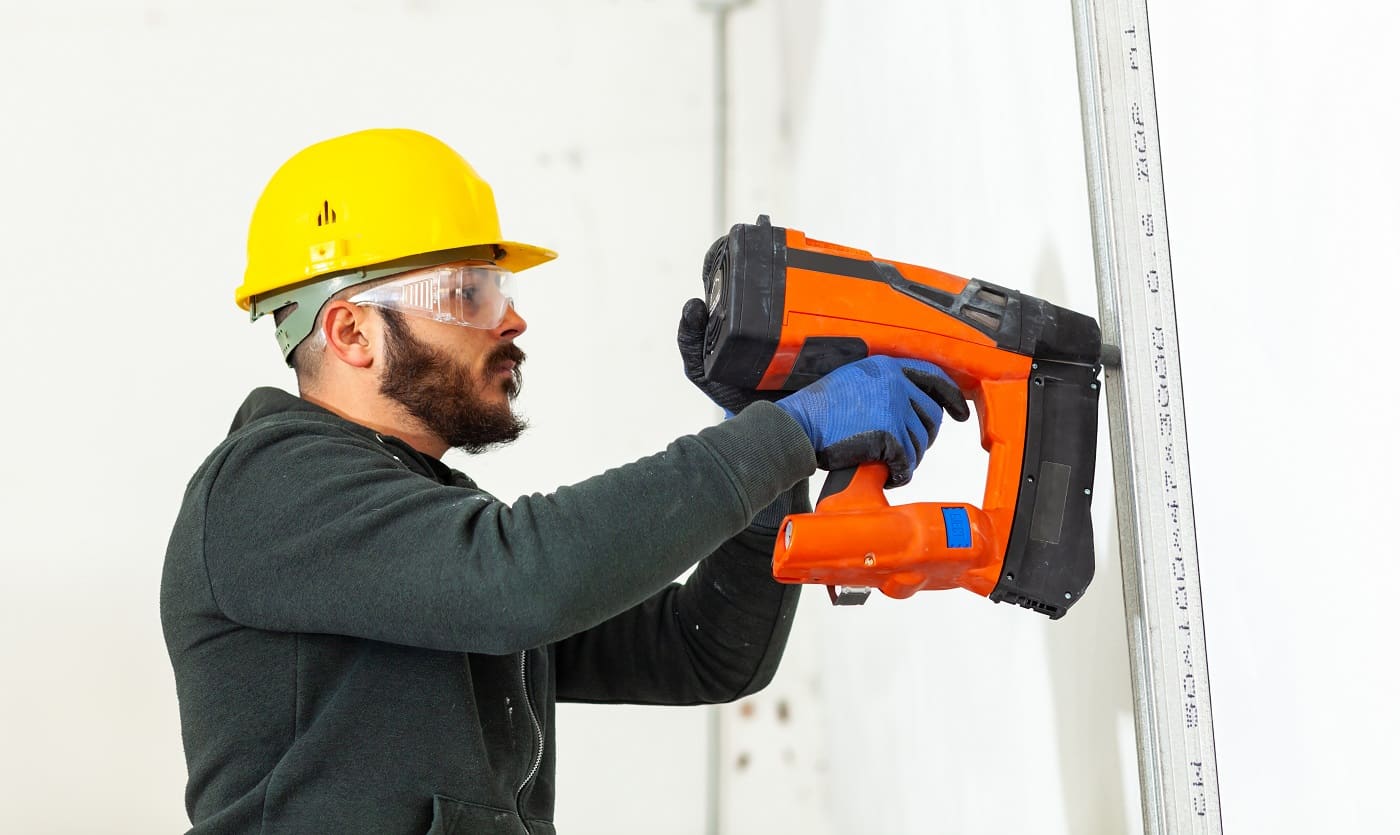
[248,245,500,363]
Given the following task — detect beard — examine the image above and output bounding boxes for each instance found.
[377,308,528,453]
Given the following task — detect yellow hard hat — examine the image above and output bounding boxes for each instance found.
[237,128,556,358]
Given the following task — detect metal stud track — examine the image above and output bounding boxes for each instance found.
[1070,0,1224,831]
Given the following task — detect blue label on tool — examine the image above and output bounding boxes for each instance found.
[942,507,972,549]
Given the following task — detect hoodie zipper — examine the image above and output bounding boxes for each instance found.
[515,650,544,816]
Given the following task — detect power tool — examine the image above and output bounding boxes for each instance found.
[701,216,1103,619]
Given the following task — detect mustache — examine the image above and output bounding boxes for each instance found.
[488,343,526,367]
[488,343,526,399]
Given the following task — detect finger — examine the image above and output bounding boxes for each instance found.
[900,361,971,422]
[905,384,944,443]
[903,406,931,467]
[855,431,913,487]
[819,430,911,486]
[890,429,916,486]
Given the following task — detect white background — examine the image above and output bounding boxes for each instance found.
[1,1,1395,833]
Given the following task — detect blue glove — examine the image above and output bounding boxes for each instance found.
[776,356,970,487]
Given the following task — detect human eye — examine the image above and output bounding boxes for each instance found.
[454,282,480,314]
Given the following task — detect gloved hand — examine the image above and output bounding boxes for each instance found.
[677,297,783,415]
[775,356,971,487]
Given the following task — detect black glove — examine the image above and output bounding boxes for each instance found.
[676,297,785,415]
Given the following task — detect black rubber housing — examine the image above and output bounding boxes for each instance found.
[988,360,1100,619]
[701,215,788,387]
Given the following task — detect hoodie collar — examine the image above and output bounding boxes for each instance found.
[229,387,460,484]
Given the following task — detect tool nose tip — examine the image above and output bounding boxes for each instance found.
[1099,343,1122,367]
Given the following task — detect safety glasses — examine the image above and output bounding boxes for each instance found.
[348,263,516,329]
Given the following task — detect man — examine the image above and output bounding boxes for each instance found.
[161,128,965,834]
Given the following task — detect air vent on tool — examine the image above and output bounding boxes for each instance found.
[976,287,1008,306]
[962,307,1002,330]
[316,200,338,226]
[962,284,1008,330]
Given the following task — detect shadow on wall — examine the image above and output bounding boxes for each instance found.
[1032,240,1139,835]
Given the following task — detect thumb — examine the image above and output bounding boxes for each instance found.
[679,298,708,341]
[677,298,709,378]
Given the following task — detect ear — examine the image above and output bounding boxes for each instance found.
[321,301,377,369]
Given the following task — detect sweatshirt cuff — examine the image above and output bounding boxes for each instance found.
[749,479,808,532]
[694,401,816,519]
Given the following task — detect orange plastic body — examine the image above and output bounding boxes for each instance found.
[767,229,1032,601]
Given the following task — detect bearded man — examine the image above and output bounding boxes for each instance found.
[161,129,963,835]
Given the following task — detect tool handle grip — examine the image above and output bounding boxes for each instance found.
[816,463,890,512]
[774,495,996,599]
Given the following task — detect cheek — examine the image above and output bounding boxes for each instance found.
[454,337,498,380]
[423,325,488,361]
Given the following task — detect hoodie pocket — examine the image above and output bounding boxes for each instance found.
[426,795,528,835]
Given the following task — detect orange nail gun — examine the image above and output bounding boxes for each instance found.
[701,216,1103,618]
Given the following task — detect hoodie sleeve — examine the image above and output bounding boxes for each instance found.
[551,479,811,705]
[197,402,815,655]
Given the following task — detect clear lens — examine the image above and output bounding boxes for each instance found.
[349,263,515,329]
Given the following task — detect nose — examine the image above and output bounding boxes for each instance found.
[495,300,526,339]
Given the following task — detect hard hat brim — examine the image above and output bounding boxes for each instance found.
[494,241,557,274]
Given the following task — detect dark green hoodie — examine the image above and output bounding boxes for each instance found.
[161,388,815,834]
